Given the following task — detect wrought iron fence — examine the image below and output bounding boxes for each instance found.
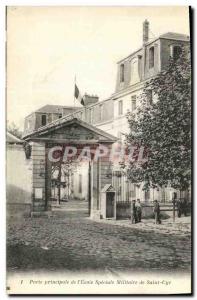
[112,170,136,202]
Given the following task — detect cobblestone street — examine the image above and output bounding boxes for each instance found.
[7,202,191,273]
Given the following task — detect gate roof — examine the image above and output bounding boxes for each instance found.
[23,117,117,144]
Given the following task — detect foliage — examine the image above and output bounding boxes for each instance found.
[7,121,22,139]
[124,46,191,191]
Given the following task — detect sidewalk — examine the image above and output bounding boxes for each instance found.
[92,216,191,236]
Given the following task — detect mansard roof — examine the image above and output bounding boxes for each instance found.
[36,104,80,114]
[160,32,190,41]
[117,32,190,64]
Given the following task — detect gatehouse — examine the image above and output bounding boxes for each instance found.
[23,117,117,219]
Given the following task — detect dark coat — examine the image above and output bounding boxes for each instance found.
[153,202,160,213]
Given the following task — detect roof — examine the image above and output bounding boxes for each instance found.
[23,117,118,143]
[101,184,116,193]
[36,104,81,114]
[160,32,190,42]
[7,131,24,144]
[117,32,190,64]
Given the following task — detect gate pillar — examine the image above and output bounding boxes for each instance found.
[30,141,51,217]
[90,144,113,219]
[90,159,100,219]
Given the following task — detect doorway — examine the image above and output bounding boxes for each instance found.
[49,158,91,217]
[106,192,115,218]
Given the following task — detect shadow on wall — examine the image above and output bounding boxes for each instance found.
[7,184,32,219]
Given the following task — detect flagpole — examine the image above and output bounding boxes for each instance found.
[74,75,76,108]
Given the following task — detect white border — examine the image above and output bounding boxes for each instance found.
[0,1,196,300]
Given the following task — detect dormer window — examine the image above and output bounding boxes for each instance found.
[130,58,140,84]
[27,120,31,129]
[120,64,125,82]
[149,46,154,69]
[41,114,47,126]
[172,45,182,60]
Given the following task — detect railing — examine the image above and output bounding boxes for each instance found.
[112,171,126,202]
[111,170,190,204]
[112,170,136,202]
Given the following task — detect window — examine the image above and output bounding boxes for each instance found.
[138,55,143,79]
[90,108,93,124]
[27,120,31,129]
[130,58,140,84]
[58,114,62,119]
[118,100,123,115]
[149,47,154,68]
[99,104,103,122]
[41,114,47,126]
[172,46,182,60]
[131,95,137,111]
[120,64,125,82]
[129,184,136,198]
[145,189,150,201]
[78,174,82,193]
[117,186,122,196]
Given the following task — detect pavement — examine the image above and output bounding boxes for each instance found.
[52,201,191,236]
[94,216,191,236]
[7,200,191,273]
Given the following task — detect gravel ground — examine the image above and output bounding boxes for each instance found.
[7,207,191,273]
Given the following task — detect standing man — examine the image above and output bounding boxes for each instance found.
[176,198,182,218]
[172,192,177,222]
[182,198,188,216]
[153,200,161,224]
[136,199,142,222]
[131,200,137,224]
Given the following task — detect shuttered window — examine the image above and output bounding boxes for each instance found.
[149,47,154,68]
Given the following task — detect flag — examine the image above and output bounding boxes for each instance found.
[74,84,84,105]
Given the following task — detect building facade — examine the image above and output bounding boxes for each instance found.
[23,20,190,205]
[7,132,32,218]
[24,104,81,136]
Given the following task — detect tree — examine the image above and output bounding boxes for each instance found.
[7,121,22,139]
[124,46,191,192]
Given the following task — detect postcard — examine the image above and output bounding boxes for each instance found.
[6,6,192,295]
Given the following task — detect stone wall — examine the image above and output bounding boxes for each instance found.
[7,144,32,219]
[23,112,36,136]
[160,39,189,70]
[31,142,46,213]
[116,202,175,220]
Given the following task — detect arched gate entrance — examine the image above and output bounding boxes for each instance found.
[24,118,117,219]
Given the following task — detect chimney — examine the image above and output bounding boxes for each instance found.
[83,94,99,106]
[143,19,149,44]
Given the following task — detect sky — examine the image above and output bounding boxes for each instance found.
[7,6,190,130]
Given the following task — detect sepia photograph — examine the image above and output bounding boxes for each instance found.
[6,5,192,295]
